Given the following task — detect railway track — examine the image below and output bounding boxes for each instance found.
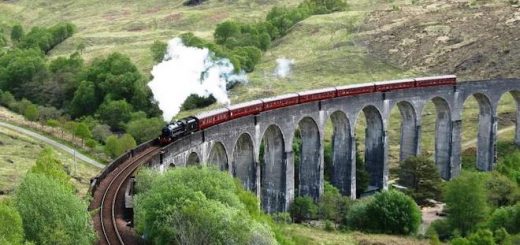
[90,144,161,245]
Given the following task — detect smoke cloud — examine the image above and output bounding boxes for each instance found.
[274,58,295,78]
[148,38,247,122]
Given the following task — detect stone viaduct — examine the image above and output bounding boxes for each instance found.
[150,78,520,213]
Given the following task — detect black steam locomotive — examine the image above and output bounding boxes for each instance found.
[159,116,199,145]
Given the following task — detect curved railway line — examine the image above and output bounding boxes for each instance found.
[89,142,160,245]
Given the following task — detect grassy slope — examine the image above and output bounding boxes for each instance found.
[283,224,429,245]
[1,0,518,176]
[0,125,99,199]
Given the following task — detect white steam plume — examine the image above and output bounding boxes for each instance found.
[148,38,247,122]
[274,58,295,78]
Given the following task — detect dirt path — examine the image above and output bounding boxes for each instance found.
[462,126,515,150]
[0,121,104,169]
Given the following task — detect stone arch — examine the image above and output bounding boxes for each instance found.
[294,117,321,200]
[328,111,353,196]
[463,93,494,171]
[429,97,452,179]
[260,125,286,213]
[356,105,385,190]
[498,90,520,146]
[232,133,256,191]
[186,152,200,166]
[395,101,419,162]
[208,142,228,171]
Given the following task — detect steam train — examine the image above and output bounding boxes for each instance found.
[159,75,456,144]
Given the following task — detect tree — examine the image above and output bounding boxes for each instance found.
[214,21,241,45]
[47,53,84,108]
[15,173,95,244]
[444,172,489,236]
[487,203,520,234]
[289,196,318,223]
[134,167,277,244]
[0,201,24,245]
[397,156,443,205]
[150,40,167,63]
[97,99,133,130]
[365,190,421,235]
[10,24,24,43]
[74,122,92,145]
[83,52,142,102]
[69,80,98,117]
[126,117,164,144]
[467,229,496,245]
[0,48,48,100]
[92,124,112,143]
[30,148,74,192]
[23,103,39,121]
[104,134,136,158]
[496,152,520,185]
[318,181,349,224]
[485,172,520,208]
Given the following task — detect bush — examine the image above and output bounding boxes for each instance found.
[126,117,164,144]
[23,103,39,121]
[345,197,372,230]
[104,134,136,158]
[318,182,350,224]
[289,196,318,223]
[485,172,520,208]
[134,167,278,244]
[429,219,452,241]
[0,201,24,245]
[10,24,24,43]
[19,22,75,53]
[487,203,520,234]
[397,156,443,205]
[444,172,489,236]
[92,124,112,143]
[97,99,133,130]
[181,94,217,111]
[15,173,94,244]
[29,148,74,192]
[271,212,292,224]
[364,190,421,235]
[467,229,496,245]
[496,151,520,185]
[150,40,167,63]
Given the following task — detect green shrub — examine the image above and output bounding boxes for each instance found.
[15,173,94,244]
[429,219,453,241]
[29,148,74,192]
[97,99,133,130]
[134,167,277,244]
[365,190,421,235]
[467,229,496,245]
[104,134,136,158]
[289,196,318,223]
[496,151,520,185]
[485,172,520,208]
[345,197,372,230]
[20,22,76,53]
[445,172,490,236]
[126,116,164,144]
[272,212,292,224]
[318,181,350,224]
[487,204,520,234]
[181,94,216,111]
[150,40,167,63]
[0,201,24,245]
[397,156,443,205]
